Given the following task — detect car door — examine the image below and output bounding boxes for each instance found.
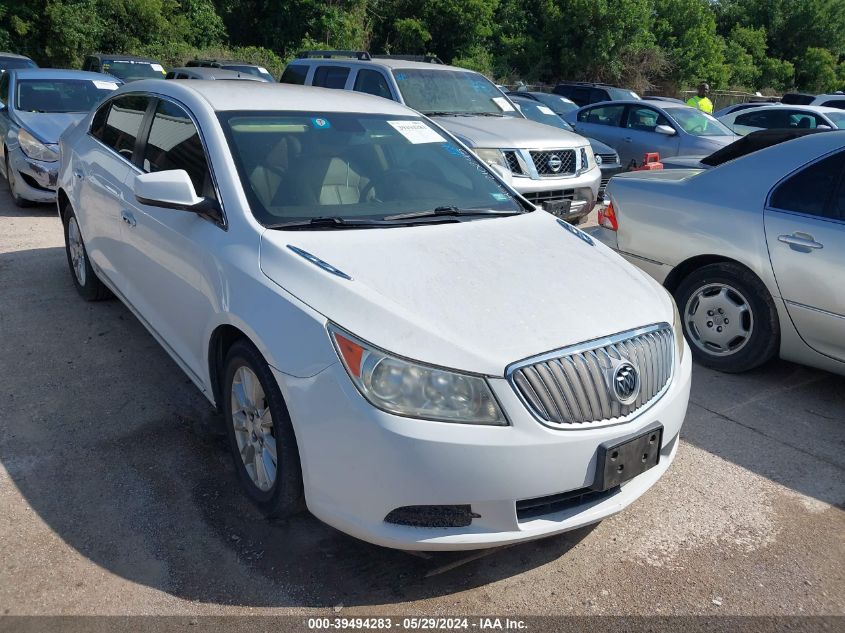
[619,105,680,166]
[764,150,845,362]
[0,72,11,168]
[77,94,151,291]
[119,97,224,381]
[573,103,626,153]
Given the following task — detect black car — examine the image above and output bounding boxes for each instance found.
[0,53,37,73]
[186,59,274,82]
[553,81,640,107]
[81,54,166,82]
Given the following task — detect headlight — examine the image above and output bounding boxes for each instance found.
[329,325,507,425]
[18,129,59,162]
[594,153,603,166]
[473,148,508,169]
[670,294,686,362]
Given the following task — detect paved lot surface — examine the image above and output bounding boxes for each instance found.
[1,192,843,617]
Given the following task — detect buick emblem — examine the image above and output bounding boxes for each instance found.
[547,154,563,172]
[611,361,640,405]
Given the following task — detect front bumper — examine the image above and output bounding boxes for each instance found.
[275,344,692,550]
[512,166,601,224]
[7,146,58,203]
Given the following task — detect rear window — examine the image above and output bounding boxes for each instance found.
[312,66,350,90]
[102,60,165,81]
[280,65,308,85]
[222,64,274,82]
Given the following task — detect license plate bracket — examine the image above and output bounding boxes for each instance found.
[591,422,663,491]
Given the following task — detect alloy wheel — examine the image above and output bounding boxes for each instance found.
[684,283,754,356]
[230,366,277,491]
[66,217,87,287]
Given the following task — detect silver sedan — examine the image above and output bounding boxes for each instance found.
[590,131,845,376]
[0,68,121,206]
[565,99,737,167]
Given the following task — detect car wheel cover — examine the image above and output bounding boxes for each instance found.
[230,365,277,492]
[67,217,87,287]
[684,283,754,356]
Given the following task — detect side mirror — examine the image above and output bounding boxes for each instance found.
[488,162,513,185]
[133,170,221,221]
[655,124,676,136]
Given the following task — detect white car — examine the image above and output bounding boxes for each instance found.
[58,80,691,550]
[718,104,845,135]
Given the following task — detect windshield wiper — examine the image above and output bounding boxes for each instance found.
[267,216,397,230]
[384,206,521,221]
[471,111,505,117]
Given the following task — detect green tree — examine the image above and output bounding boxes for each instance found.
[796,47,839,93]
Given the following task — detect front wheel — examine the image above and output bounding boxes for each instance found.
[223,340,303,518]
[63,208,111,301]
[674,263,779,373]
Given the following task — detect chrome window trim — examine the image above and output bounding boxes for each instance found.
[505,322,674,430]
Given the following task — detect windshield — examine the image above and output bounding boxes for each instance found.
[1,58,37,71]
[219,112,522,226]
[393,69,515,116]
[102,60,165,82]
[667,108,733,136]
[825,112,845,128]
[515,100,573,131]
[222,64,274,82]
[15,78,120,113]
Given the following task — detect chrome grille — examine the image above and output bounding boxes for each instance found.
[530,149,576,176]
[524,189,574,205]
[597,152,619,165]
[508,324,674,427]
[599,177,611,195]
[503,151,524,175]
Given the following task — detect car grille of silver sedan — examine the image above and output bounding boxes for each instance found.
[530,149,576,176]
[508,324,674,427]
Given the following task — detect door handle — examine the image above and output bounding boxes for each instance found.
[778,232,823,251]
[121,210,136,228]
[623,137,633,142]
[74,170,85,181]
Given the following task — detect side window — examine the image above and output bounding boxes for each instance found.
[141,99,216,199]
[625,106,670,131]
[571,87,590,105]
[770,152,844,219]
[735,110,782,128]
[280,65,308,85]
[312,65,350,89]
[787,112,819,129]
[821,100,845,110]
[90,95,150,159]
[0,74,9,105]
[353,69,392,99]
[590,88,609,103]
[578,104,625,126]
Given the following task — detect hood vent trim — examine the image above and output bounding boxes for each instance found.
[286,245,352,280]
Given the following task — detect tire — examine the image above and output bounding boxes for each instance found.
[674,262,779,373]
[5,151,35,208]
[62,206,111,301]
[223,339,303,518]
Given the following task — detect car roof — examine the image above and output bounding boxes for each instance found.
[732,104,842,114]
[0,52,33,60]
[289,56,471,73]
[168,67,262,80]
[91,53,158,62]
[124,80,419,115]
[10,68,121,82]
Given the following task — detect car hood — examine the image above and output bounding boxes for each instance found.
[432,115,588,150]
[259,211,672,375]
[587,137,617,156]
[692,135,738,150]
[13,111,87,144]
[613,168,704,182]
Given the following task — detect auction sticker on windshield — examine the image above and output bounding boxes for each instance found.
[387,120,444,144]
[492,97,515,112]
[93,81,119,90]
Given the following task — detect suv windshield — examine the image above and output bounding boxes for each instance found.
[515,100,573,131]
[15,78,119,113]
[102,60,164,81]
[392,69,513,116]
[667,108,733,136]
[219,112,521,226]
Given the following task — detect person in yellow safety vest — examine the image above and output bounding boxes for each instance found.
[686,83,714,114]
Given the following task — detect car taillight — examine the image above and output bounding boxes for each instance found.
[598,201,618,231]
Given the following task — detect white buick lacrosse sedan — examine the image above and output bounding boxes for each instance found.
[57,80,691,550]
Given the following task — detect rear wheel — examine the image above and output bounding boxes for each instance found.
[674,263,779,372]
[63,207,111,301]
[5,152,34,207]
[223,339,303,518]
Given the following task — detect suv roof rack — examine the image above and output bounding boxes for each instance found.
[556,81,616,88]
[296,50,372,61]
[371,54,444,65]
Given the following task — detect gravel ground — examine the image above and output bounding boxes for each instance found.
[0,193,843,617]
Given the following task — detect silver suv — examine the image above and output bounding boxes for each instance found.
[280,51,601,222]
